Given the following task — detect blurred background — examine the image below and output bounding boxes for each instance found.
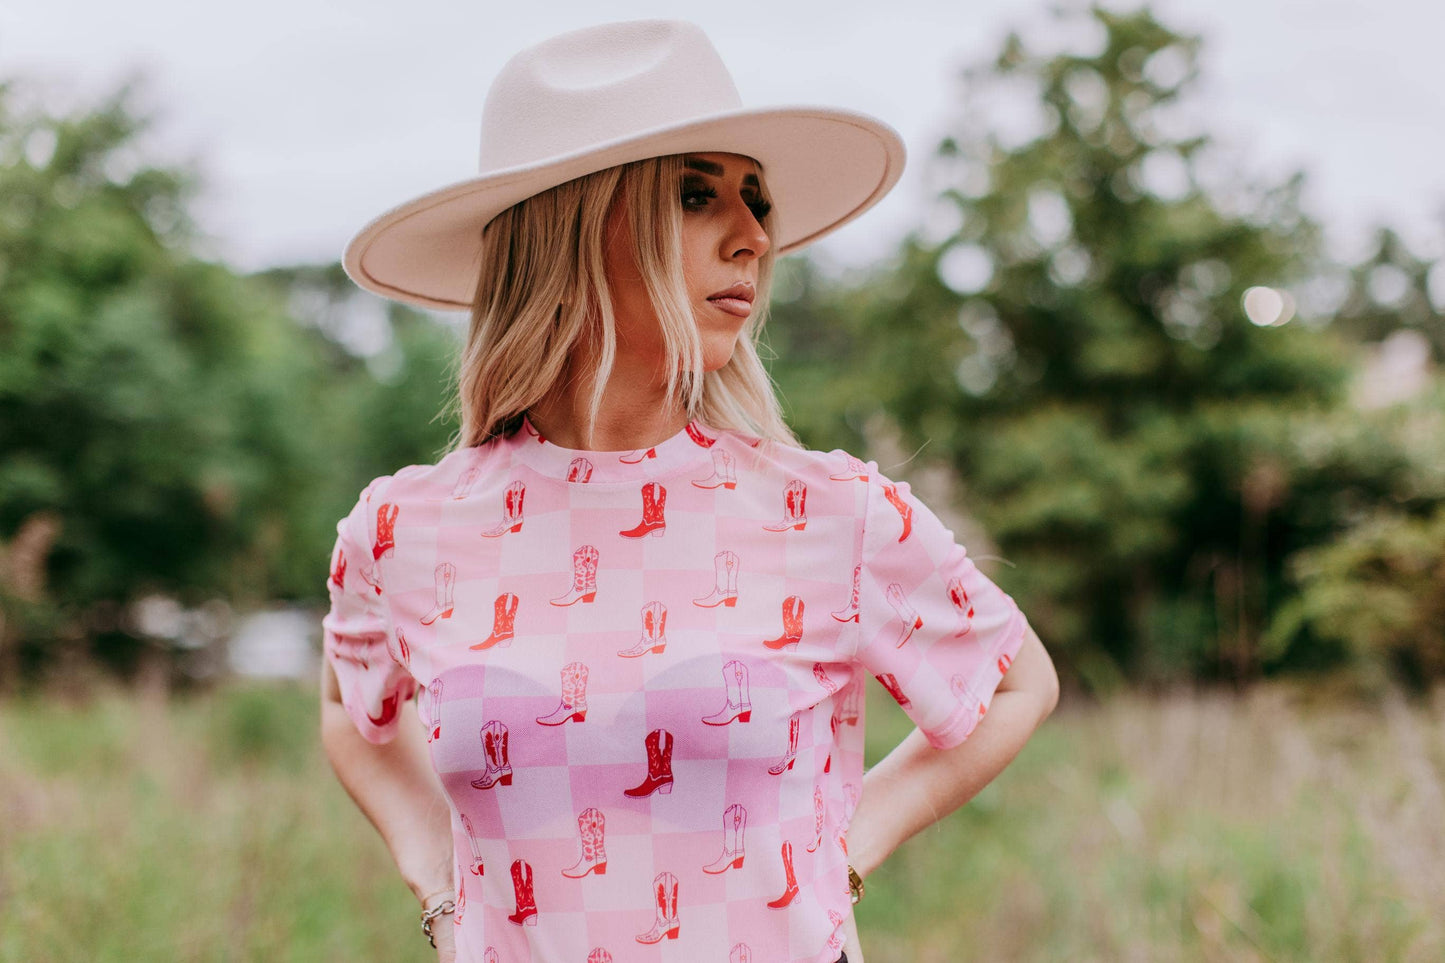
[2,0,1442,960]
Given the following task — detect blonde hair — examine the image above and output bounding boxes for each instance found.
[441,153,801,456]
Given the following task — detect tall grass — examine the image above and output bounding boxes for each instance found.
[2,674,1441,962]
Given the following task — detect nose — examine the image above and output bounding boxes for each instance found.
[721,198,771,261]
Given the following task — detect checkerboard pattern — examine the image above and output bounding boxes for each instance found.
[323,414,1027,963]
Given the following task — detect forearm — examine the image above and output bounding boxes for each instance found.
[845,688,1052,880]
[321,693,455,904]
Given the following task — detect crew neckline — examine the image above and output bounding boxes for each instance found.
[507,411,720,483]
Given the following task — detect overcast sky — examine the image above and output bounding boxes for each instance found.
[4,0,1442,281]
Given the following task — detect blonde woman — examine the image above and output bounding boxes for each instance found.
[321,19,1059,963]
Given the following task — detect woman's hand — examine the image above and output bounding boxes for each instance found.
[430,912,457,963]
[842,909,867,963]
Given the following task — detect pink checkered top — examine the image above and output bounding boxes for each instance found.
[323,413,1028,963]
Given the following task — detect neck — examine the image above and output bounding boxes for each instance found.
[526,351,692,451]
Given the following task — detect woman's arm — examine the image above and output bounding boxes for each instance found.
[844,624,1059,881]
[319,655,456,907]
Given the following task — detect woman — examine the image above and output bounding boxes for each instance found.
[321,19,1059,963]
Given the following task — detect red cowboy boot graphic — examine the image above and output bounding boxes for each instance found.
[813,662,839,694]
[885,582,923,647]
[421,560,456,624]
[635,871,680,943]
[829,453,869,482]
[586,950,613,963]
[768,711,801,775]
[359,502,399,595]
[999,651,1014,675]
[461,812,485,876]
[567,456,594,483]
[876,672,912,708]
[685,421,716,448]
[767,840,800,908]
[507,858,538,926]
[882,482,912,542]
[839,677,862,725]
[330,546,346,591]
[826,711,839,773]
[619,445,658,465]
[366,691,400,728]
[450,464,480,500]
[702,659,751,724]
[388,627,410,669]
[624,728,674,796]
[481,480,526,537]
[455,877,466,924]
[619,481,667,538]
[692,549,739,607]
[471,592,519,650]
[832,562,861,623]
[537,661,588,725]
[763,595,805,649]
[563,806,608,878]
[763,479,807,531]
[471,720,513,789]
[550,544,599,605]
[703,802,747,873]
[946,575,975,636]
[618,601,667,657]
[692,446,737,490]
[419,677,443,742]
[806,785,825,852]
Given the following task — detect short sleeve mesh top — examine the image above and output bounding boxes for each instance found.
[322,413,1028,963]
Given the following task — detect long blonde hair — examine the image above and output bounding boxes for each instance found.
[441,153,800,455]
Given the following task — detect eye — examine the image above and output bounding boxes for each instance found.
[746,197,773,221]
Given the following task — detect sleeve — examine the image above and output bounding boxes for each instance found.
[321,474,416,745]
[852,460,1028,750]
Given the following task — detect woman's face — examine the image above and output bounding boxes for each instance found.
[603,151,772,379]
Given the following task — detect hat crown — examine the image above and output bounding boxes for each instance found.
[479,19,743,172]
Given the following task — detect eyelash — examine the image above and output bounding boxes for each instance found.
[682,184,772,221]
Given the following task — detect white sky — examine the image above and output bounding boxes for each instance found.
[3,0,1442,279]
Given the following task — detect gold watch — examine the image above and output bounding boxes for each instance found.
[847,864,865,904]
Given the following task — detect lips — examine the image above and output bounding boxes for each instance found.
[708,282,754,303]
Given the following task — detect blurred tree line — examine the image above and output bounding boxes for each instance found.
[0,2,1440,696]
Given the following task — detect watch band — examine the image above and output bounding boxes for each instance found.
[847,864,865,904]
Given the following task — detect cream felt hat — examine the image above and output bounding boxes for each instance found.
[341,18,907,311]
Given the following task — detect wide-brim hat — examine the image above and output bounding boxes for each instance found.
[342,18,907,312]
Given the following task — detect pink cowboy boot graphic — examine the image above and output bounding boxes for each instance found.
[768,710,801,775]
[420,560,456,624]
[763,479,807,531]
[550,544,599,605]
[507,858,538,926]
[359,501,399,594]
[829,453,869,482]
[947,574,975,635]
[419,677,443,743]
[827,909,847,951]
[635,871,680,943]
[619,481,667,538]
[471,592,519,650]
[624,728,675,797]
[685,421,716,448]
[951,673,989,730]
[885,582,923,647]
[730,943,754,963]
[461,812,485,876]
[763,595,805,649]
[805,785,825,852]
[766,840,800,908]
[702,659,751,724]
[839,676,862,725]
[882,481,913,542]
[618,601,667,657]
[450,464,480,500]
[470,720,513,789]
[537,661,588,725]
[703,802,747,874]
[876,672,912,708]
[563,806,608,878]
[481,480,526,537]
[619,444,658,465]
[692,446,737,490]
[832,562,861,623]
[388,626,410,669]
[692,549,739,607]
[567,456,594,483]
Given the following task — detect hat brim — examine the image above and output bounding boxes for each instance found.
[342,105,906,311]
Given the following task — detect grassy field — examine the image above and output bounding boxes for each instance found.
[1,673,1442,962]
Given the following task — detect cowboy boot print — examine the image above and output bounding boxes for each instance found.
[507,858,538,926]
[461,812,485,876]
[563,806,608,877]
[586,950,613,963]
[366,690,401,728]
[832,562,861,623]
[420,560,456,624]
[730,943,754,963]
[702,659,751,724]
[947,574,975,636]
[806,785,825,852]
[767,840,800,907]
[387,626,410,670]
[471,720,513,789]
[472,592,519,650]
[635,871,680,943]
[481,480,526,537]
[619,481,667,538]
[693,549,740,607]
[618,600,667,657]
[359,502,398,595]
[619,444,658,465]
[329,546,346,592]
[840,676,862,724]
[455,876,465,924]
[450,464,480,500]
[813,662,839,694]
[550,544,599,605]
[624,728,675,796]
[692,446,737,490]
[999,651,1014,675]
[827,909,847,951]
[685,421,716,448]
[768,711,800,774]
[882,482,913,542]
[885,582,923,647]
[418,677,443,742]
[567,456,594,483]
[537,661,588,725]
[829,453,869,482]
[951,673,989,728]
[763,479,807,531]
[763,595,805,649]
[703,802,747,873]
[877,672,912,708]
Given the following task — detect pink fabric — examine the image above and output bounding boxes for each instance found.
[323,413,1028,963]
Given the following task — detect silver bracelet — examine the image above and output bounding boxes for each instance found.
[420,898,456,948]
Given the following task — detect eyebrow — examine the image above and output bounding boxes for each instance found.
[684,157,761,190]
